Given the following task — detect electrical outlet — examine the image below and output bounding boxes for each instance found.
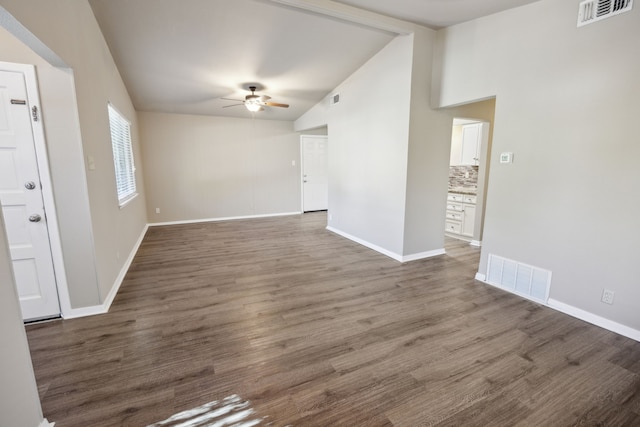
[155,208,160,214]
[601,289,615,305]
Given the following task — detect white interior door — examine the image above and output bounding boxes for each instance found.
[301,135,328,212]
[0,69,60,321]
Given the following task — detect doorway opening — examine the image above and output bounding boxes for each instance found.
[445,119,489,246]
[443,97,496,250]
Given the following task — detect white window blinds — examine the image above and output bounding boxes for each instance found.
[108,104,136,205]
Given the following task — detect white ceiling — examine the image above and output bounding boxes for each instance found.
[334,0,542,29]
[89,0,540,121]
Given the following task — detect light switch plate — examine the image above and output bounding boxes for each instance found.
[500,152,513,164]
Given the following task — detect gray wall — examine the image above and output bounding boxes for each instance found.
[434,0,640,329]
[322,34,413,255]
[403,28,452,255]
[296,30,452,259]
[0,210,44,427]
[139,112,301,223]
[0,0,148,306]
[0,24,100,307]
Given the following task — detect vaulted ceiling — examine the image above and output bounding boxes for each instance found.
[334,0,543,29]
[89,0,540,121]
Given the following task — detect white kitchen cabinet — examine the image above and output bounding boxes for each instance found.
[445,193,476,239]
[450,123,482,166]
[461,124,481,165]
[461,203,476,236]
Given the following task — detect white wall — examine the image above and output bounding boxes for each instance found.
[0,210,44,427]
[139,112,301,223]
[0,0,148,307]
[434,0,640,330]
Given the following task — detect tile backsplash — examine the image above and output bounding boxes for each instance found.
[449,165,478,189]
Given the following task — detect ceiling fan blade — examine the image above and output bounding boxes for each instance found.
[222,104,244,108]
[221,97,243,102]
[258,95,271,101]
[264,102,289,108]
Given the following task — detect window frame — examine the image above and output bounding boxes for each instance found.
[107,103,137,207]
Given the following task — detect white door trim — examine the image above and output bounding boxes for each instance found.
[1,61,70,319]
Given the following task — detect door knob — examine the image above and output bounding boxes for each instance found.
[28,214,42,223]
[25,181,36,190]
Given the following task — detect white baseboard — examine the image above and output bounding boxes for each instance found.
[102,224,148,308]
[479,276,547,305]
[327,226,401,261]
[39,418,54,427]
[475,270,640,342]
[445,232,470,242]
[60,304,106,319]
[326,226,444,263]
[149,211,302,227]
[401,248,446,262]
[62,213,303,320]
[445,234,482,247]
[61,224,148,320]
[547,298,640,342]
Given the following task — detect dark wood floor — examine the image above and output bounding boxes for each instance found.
[27,212,640,426]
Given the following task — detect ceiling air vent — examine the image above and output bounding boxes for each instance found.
[577,0,633,26]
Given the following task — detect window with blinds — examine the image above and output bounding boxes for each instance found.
[108,104,137,206]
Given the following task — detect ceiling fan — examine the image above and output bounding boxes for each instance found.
[222,86,289,112]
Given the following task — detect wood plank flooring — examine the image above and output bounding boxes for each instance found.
[26,212,640,426]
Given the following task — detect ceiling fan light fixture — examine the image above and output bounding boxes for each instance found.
[245,100,262,112]
[222,86,288,112]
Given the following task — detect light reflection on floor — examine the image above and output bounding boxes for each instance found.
[147,394,273,427]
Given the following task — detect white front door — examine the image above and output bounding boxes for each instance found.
[0,68,60,321]
[301,135,328,212]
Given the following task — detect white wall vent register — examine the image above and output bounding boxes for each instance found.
[577,0,633,26]
[486,254,551,304]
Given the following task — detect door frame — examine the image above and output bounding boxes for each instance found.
[1,61,69,319]
[299,134,328,213]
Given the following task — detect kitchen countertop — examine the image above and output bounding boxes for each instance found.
[448,187,477,195]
